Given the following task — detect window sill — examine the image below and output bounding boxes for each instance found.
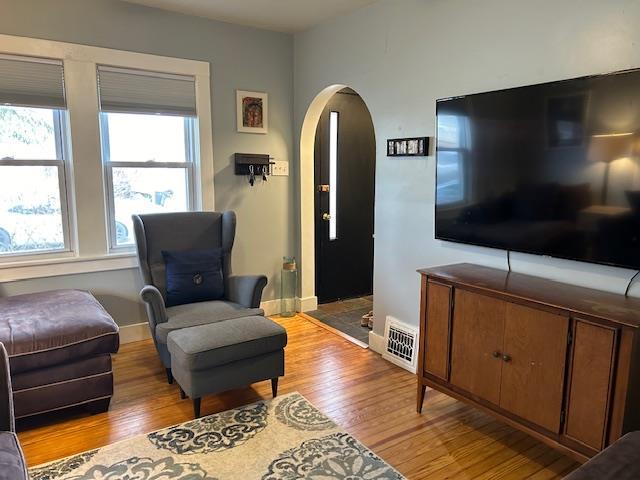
[0,252,139,283]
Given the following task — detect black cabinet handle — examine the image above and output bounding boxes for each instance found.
[502,354,512,363]
[492,351,501,358]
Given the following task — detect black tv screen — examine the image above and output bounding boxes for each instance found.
[435,69,640,270]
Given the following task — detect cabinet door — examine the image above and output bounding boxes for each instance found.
[424,281,452,380]
[450,290,506,405]
[565,320,616,451]
[499,303,569,433]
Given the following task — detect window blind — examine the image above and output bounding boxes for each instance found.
[0,55,66,109]
[97,66,197,117]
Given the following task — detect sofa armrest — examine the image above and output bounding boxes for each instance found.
[140,285,168,332]
[0,343,14,433]
[0,432,28,480]
[227,275,267,308]
[564,431,640,480]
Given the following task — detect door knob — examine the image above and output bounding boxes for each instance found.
[502,354,512,363]
[492,351,501,358]
[322,213,331,221]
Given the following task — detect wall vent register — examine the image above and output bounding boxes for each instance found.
[383,316,418,373]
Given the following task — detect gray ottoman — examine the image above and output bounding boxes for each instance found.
[167,316,287,417]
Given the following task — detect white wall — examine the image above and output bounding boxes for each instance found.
[0,0,295,326]
[294,0,640,336]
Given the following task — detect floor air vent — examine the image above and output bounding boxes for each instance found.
[382,316,418,373]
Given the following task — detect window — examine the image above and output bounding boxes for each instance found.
[0,36,212,276]
[0,55,71,257]
[98,66,198,248]
[437,114,469,205]
[329,111,338,241]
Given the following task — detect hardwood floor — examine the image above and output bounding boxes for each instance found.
[17,315,579,478]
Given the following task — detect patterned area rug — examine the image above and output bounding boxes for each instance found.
[29,392,404,479]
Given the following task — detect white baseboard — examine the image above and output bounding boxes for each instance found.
[263,296,317,315]
[119,322,151,344]
[296,295,318,312]
[368,331,385,355]
[260,298,281,316]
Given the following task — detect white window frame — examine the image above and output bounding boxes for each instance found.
[0,107,75,260]
[100,113,198,251]
[0,33,214,281]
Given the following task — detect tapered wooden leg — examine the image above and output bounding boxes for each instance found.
[271,378,279,398]
[165,368,174,385]
[179,388,186,400]
[417,381,426,413]
[193,398,201,418]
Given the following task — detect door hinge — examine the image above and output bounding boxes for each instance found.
[560,410,566,427]
[318,184,330,193]
[567,329,573,346]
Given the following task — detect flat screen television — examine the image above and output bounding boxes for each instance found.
[435,69,640,270]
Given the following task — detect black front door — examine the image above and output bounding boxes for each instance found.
[314,90,376,303]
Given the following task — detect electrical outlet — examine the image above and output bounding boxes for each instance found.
[272,160,289,176]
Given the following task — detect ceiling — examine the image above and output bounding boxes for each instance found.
[123,0,376,33]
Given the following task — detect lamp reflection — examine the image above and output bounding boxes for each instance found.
[587,132,633,204]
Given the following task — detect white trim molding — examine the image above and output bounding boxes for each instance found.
[264,296,318,316]
[0,253,138,282]
[260,298,282,317]
[0,34,210,76]
[119,322,152,344]
[368,330,385,355]
[0,33,214,277]
[298,85,347,304]
[296,295,318,313]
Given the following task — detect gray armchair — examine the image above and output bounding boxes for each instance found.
[0,342,29,480]
[133,211,267,383]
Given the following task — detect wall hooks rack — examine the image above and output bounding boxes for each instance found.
[234,153,275,186]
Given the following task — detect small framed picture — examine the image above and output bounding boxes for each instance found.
[387,137,429,157]
[236,90,268,134]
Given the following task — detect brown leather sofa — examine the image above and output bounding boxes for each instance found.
[0,289,119,419]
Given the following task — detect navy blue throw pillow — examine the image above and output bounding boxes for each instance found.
[162,249,224,307]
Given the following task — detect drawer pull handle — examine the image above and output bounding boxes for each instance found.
[502,354,512,363]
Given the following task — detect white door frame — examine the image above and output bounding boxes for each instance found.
[297,84,350,312]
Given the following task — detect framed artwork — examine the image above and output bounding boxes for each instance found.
[387,137,430,157]
[236,90,268,134]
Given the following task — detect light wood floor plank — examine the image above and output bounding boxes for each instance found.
[17,315,579,478]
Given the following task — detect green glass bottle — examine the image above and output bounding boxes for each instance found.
[281,256,297,317]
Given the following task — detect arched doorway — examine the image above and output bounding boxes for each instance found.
[299,85,376,343]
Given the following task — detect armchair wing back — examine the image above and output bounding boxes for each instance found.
[133,211,268,381]
[133,211,236,301]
